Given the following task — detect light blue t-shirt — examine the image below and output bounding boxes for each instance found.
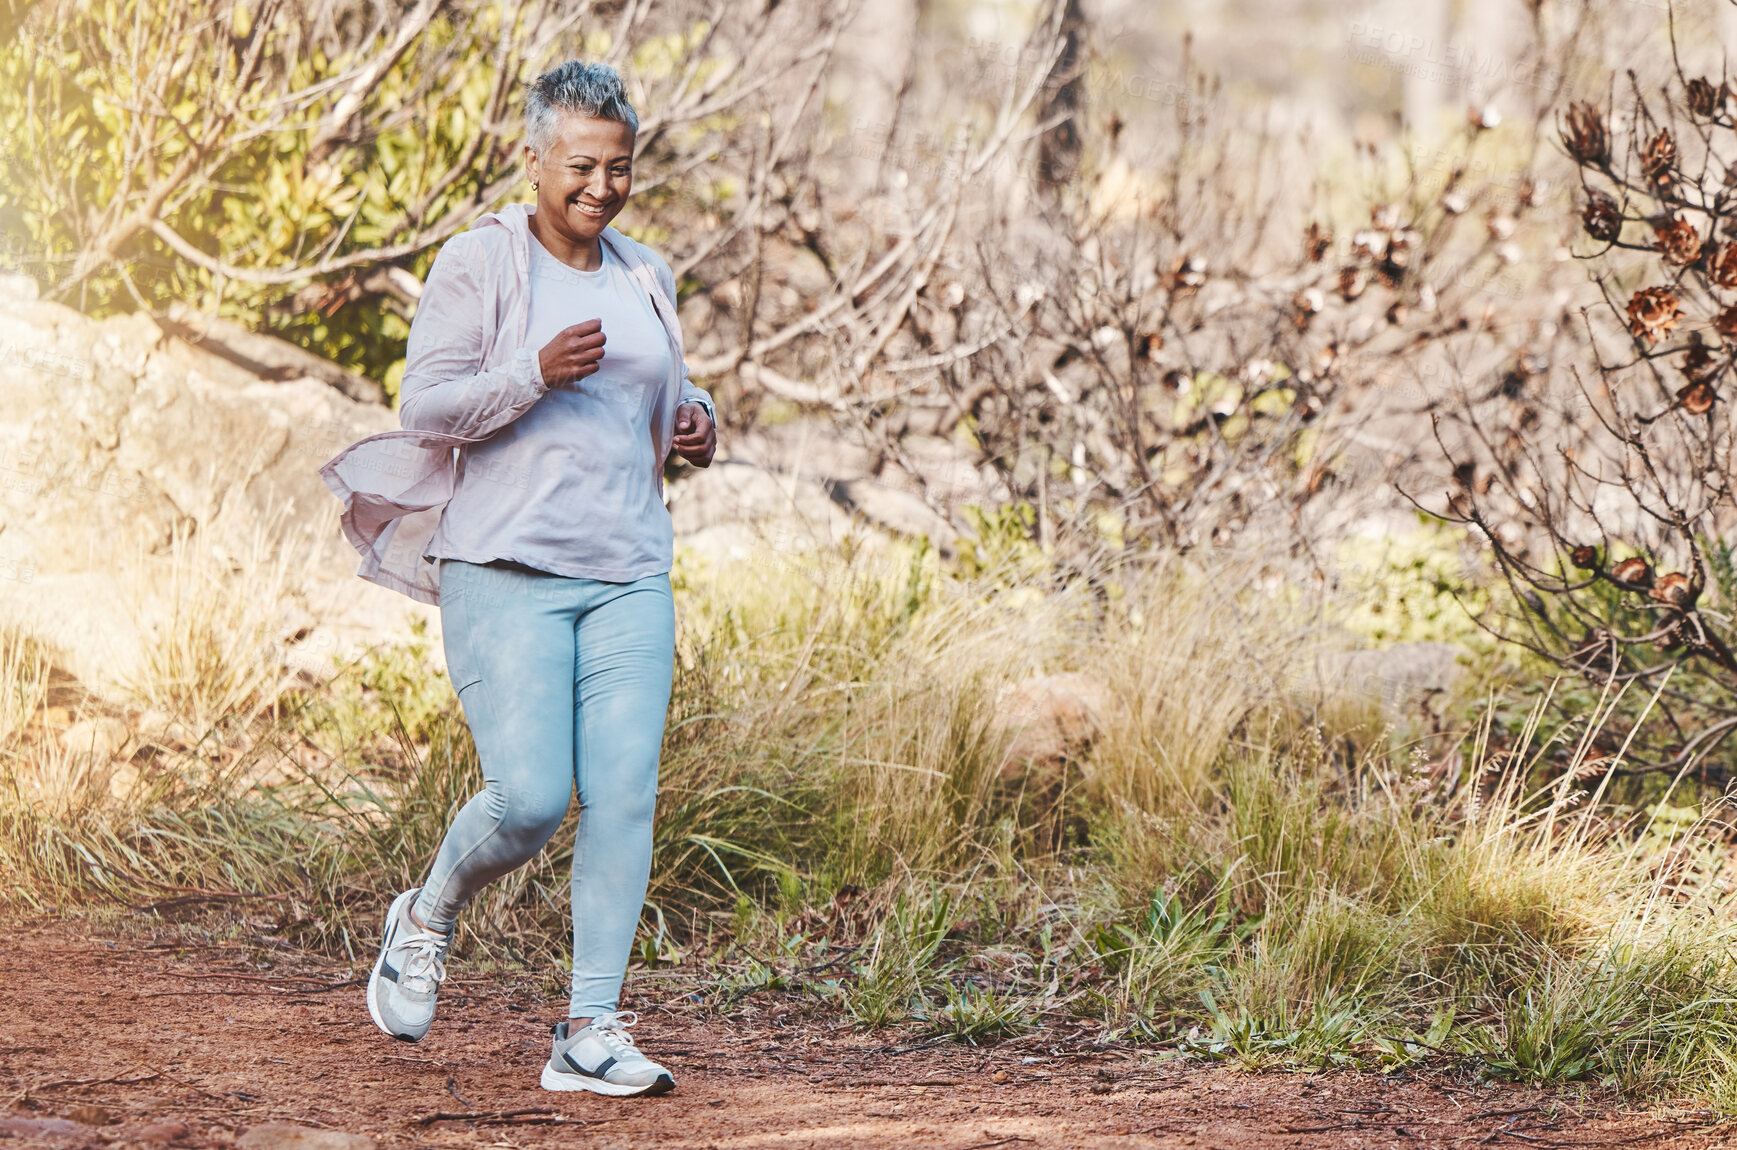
[426,235,676,580]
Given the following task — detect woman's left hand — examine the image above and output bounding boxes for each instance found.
[673,402,716,468]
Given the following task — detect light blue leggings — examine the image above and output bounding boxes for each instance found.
[412,559,674,1018]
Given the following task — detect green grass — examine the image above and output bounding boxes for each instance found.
[4,532,1737,1102]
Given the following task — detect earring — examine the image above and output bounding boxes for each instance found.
[532,180,539,191]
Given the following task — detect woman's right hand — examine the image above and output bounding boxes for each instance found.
[537,320,606,387]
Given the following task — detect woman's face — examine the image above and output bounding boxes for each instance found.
[526,113,636,242]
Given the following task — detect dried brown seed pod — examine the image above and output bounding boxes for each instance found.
[1351,228,1389,262]
[1710,242,1737,288]
[1687,77,1729,119]
[1651,572,1698,608]
[1583,191,1622,242]
[1338,265,1368,301]
[1564,102,1610,166]
[1677,379,1717,415]
[1610,557,1655,588]
[1626,287,1683,344]
[1717,305,1737,338]
[1166,255,1206,294]
[1642,129,1678,187]
[1654,217,1704,266]
[1304,222,1332,262]
[1681,332,1721,384]
[1571,545,1598,569]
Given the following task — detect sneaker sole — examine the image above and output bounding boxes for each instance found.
[367,889,427,1043]
[540,1063,674,1097]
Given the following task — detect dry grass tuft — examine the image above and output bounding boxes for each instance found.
[3,533,1736,1096]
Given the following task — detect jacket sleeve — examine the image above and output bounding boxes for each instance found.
[653,253,716,423]
[398,234,549,438]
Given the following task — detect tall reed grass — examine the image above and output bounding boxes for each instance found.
[3,529,1736,1100]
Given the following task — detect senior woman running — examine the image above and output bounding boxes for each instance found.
[321,60,715,1098]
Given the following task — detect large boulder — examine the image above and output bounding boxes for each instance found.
[0,275,428,693]
[667,418,972,563]
[668,458,851,565]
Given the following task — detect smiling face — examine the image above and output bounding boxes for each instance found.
[525,113,636,252]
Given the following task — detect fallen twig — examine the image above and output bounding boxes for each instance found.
[412,1107,565,1126]
[139,977,362,999]
[26,1071,159,1093]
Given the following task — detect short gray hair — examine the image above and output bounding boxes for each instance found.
[525,61,639,154]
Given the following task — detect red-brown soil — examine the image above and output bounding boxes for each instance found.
[1,919,1728,1148]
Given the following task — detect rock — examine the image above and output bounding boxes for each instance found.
[722,418,879,483]
[0,274,39,302]
[236,1124,375,1150]
[669,459,851,566]
[64,1104,110,1126]
[127,1120,191,1144]
[161,305,388,407]
[991,672,1125,781]
[0,288,432,693]
[57,716,131,759]
[0,1117,94,1139]
[1317,642,1464,715]
[826,479,959,557]
[892,435,998,506]
[668,420,972,564]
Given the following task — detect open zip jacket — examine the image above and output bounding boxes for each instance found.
[319,204,713,605]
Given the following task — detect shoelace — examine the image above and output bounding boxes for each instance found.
[585,1011,642,1054]
[393,929,449,995]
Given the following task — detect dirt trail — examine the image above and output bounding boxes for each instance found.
[0,920,1726,1148]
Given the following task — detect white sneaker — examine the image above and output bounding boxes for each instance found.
[541,1011,675,1097]
[365,888,450,1042]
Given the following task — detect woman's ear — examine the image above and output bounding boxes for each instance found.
[523,144,540,190]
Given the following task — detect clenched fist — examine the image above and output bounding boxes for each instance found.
[537,319,606,387]
[673,402,716,468]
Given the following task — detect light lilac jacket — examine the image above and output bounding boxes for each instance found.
[319,204,713,605]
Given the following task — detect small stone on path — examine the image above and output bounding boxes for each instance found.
[0,1117,93,1139]
[236,1124,375,1150]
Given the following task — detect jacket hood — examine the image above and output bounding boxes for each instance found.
[470,201,638,265]
[472,200,530,236]
[469,202,532,280]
